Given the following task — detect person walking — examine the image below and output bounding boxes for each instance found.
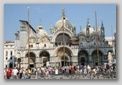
[12,67,18,79]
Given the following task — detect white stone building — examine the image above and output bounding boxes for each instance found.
[4,10,115,68]
[4,41,15,68]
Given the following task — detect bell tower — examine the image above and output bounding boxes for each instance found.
[101,21,105,40]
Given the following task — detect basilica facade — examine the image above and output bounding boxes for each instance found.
[4,10,115,68]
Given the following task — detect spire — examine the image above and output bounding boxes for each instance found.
[101,21,105,38]
[62,8,65,20]
[101,21,104,27]
[95,11,98,32]
[86,18,90,35]
[101,21,104,30]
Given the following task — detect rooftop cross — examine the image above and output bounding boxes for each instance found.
[62,8,65,20]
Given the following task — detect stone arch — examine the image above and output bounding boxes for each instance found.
[107,50,113,54]
[54,46,73,56]
[56,47,72,66]
[91,50,103,65]
[55,33,71,46]
[78,50,89,65]
[56,47,72,57]
[25,52,36,68]
[9,62,13,68]
[39,50,50,66]
[52,30,73,43]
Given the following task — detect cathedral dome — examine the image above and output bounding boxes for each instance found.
[88,27,95,34]
[55,18,73,30]
[36,26,48,37]
[82,25,95,34]
[55,9,73,30]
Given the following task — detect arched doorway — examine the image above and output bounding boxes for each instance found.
[26,52,36,68]
[80,57,85,65]
[61,54,69,66]
[92,50,103,65]
[55,33,71,46]
[8,56,17,68]
[78,50,88,65]
[57,47,72,66]
[9,62,13,68]
[39,50,50,66]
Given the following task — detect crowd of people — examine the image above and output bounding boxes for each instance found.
[4,63,116,79]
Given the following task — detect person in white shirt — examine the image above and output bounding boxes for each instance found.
[12,67,18,79]
[55,67,58,75]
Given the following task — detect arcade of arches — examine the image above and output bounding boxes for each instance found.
[78,50,104,66]
[25,51,50,68]
[24,49,106,68]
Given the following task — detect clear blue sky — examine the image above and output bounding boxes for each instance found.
[4,4,116,41]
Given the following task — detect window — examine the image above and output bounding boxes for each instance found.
[6,57,8,60]
[10,51,13,56]
[31,45,33,48]
[29,45,33,48]
[55,33,71,45]
[6,51,8,56]
[44,44,46,47]
[10,57,12,60]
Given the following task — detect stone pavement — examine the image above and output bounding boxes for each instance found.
[30,74,116,80]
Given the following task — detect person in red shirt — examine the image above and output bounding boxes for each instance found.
[6,68,12,79]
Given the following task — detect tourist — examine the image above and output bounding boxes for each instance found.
[6,68,12,79]
[12,67,18,79]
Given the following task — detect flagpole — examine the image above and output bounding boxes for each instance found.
[27,6,30,68]
[95,11,99,65]
[62,9,65,66]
